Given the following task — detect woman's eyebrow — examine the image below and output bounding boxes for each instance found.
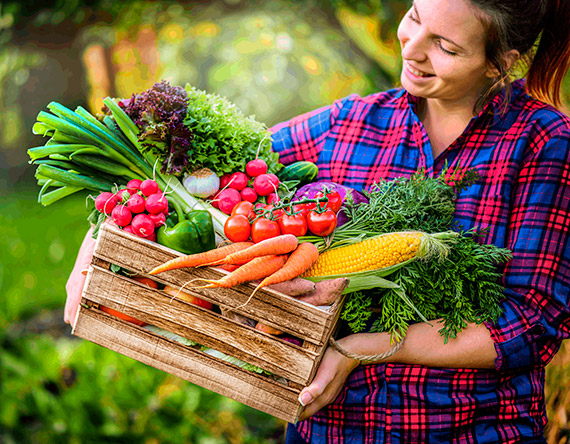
[412,2,466,50]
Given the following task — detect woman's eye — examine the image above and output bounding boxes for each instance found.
[437,41,457,56]
[408,10,420,23]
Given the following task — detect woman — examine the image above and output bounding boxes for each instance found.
[65,0,570,442]
[272,0,570,442]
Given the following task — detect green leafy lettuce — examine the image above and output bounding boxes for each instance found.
[183,85,281,176]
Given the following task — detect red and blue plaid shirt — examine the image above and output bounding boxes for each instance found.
[271,79,570,444]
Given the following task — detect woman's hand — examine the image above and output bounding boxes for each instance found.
[296,322,498,421]
[297,338,360,421]
[64,227,96,325]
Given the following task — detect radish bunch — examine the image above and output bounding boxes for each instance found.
[94,179,169,241]
[211,158,281,215]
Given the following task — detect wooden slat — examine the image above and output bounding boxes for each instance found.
[94,224,340,343]
[82,265,319,384]
[72,306,304,423]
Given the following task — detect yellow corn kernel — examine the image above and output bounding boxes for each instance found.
[303,232,422,277]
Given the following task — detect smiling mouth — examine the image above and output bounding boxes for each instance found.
[406,63,434,78]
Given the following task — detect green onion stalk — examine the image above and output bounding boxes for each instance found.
[28,99,228,236]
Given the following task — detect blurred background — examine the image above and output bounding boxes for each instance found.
[1,1,569,443]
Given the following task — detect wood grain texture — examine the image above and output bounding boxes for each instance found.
[73,223,347,422]
[72,307,304,423]
[84,265,319,384]
[95,224,343,343]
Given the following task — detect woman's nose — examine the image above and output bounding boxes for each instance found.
[400,31,428,62]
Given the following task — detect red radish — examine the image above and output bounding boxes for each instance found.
[267,192,280,205]
[123,225,135,234]
[253,174,278,196]
[228,172,248,191]
[140,179,160,197]
[145,193,168,214]
[240,187,257,203]
[95,192,119,215]
[127,179,142,192]
[267,173,280,188]
[111,205,132,227]
[219,173,232,189]
[246,158,268,177]
[116,189,131,203]
[209,191,220,208]
[149,212,166,227]
[217,188,242,214]
[142,231,156,242]
[127,193,146,213]
[131,213,155,238]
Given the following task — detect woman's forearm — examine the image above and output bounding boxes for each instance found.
[339,320,498,369]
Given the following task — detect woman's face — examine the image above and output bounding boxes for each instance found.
[397,0,497,108]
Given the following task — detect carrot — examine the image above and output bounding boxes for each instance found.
[195,254,288,289]
[249,242,319,298]
[208,234,298,266]
[148,241,253,275]
[255,321,284,336]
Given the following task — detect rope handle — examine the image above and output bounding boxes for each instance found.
[328,336,404,364]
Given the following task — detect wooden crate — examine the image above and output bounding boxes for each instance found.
[72,223,345,423]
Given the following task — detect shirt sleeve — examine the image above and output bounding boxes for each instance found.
[486,120,570,372]
[269,98,346,165]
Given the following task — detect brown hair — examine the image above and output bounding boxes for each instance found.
[470,0,570,109]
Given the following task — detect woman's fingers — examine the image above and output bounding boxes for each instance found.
[297,346,359,421]
[64,228,96,325]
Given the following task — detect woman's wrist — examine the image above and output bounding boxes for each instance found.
[335,332,398,366]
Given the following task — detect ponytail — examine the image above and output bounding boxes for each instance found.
[470,0,570,111]
[526,0,570,108]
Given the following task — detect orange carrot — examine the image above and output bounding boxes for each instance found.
[195,254,288,289]
[209,234,298,266]
[255,321,284,336]
[148,242,253,275]
[249,242,319,298]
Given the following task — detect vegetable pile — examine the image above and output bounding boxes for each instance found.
[28,79,512,352]
[299,169,512,342]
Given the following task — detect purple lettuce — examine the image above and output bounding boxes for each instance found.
[120,80,194,175]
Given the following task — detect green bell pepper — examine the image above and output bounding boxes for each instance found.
[157,204,216,255]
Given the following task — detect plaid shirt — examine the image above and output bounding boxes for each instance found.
[271,80,570,444]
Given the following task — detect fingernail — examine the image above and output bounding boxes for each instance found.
[299,391,313,406]
[81,268,89,275]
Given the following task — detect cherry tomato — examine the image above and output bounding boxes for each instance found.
[251,217,281,243]
[263,204,284,220]
[315,190,343,213]
[293,202,316,218]
[224,214,251,242]
[231,200,254,218]
[307,209,337,236]
[279,213,308,237]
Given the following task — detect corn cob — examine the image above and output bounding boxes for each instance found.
[302,231,423,277]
